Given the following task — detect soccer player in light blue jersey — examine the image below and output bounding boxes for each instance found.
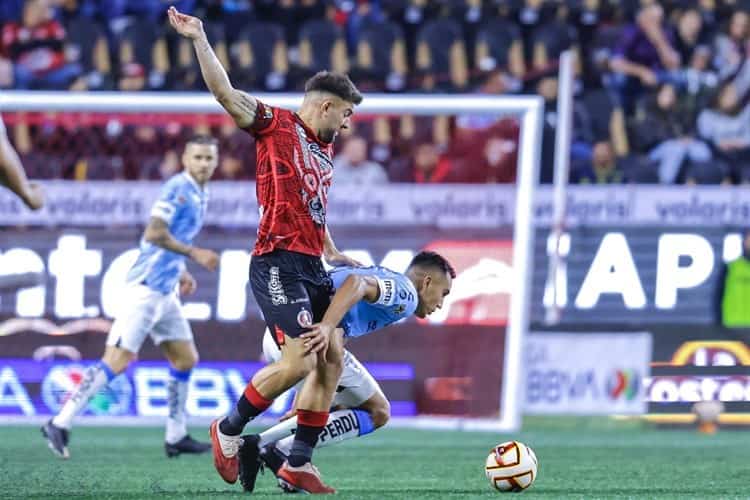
[237,251,455,491]
[42,135,221,459]
[0,113,43,210]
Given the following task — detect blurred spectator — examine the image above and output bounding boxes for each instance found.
[408,142,453,183]
[0,0,83,90]
[608,3,681,113]
[157,149,181,181]
[461,132,518,184]
[216,155,250,181]
[712,9,750,81]
[571,141,624,184]
[333,135,388,186]
[697,81,750,182]
[632,83,711,183]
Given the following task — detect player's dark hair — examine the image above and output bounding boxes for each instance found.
[305,71,363,105]
[407,251,456,279]
[185,134,218,148]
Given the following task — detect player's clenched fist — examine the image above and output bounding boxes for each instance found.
[167,6,204,40]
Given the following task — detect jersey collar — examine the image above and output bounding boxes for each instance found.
[293,113,330,148]
[182,171,207,195]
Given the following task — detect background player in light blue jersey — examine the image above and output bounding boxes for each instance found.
[42,135,220,459]
[237,251,455,491]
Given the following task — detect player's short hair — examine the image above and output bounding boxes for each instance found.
[185,134,218,148]
[305,71,363,105]
[407,251,456,279]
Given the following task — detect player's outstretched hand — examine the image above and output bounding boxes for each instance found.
[301,323,334,355]
[179,271,197,296]
[167,6,205,40]
[189,247,219,271]
[324,250,363,268]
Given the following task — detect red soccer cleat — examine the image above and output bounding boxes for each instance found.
[209,418,242,484]
[277,461,336,494]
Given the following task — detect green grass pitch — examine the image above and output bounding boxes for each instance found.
[2,417,747,499]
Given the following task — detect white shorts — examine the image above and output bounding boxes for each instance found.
[261,328,380,407]
[105,284,193,353]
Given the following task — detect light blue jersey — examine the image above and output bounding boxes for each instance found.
[126,172,208,294]
[330,266,419,338]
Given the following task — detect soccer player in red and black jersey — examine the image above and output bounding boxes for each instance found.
[170,7,362,494]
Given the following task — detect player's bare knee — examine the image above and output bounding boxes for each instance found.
[371,404,390,428]
[170,353,198,371]
[102,346,135,374]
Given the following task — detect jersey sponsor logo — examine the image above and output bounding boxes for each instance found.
[398,290,414,302]
[378,279,395,306]
[297,308,313,327]
[268,266,287,306]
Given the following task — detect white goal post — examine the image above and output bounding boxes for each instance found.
[0,91,544,432]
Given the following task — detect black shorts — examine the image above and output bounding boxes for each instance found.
[249,249,333,346]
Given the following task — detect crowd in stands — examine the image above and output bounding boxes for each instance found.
[1,0,750,184]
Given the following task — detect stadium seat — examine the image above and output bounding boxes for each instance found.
[685,161,729,185]
[233,22,288,91]
[415,14,468,91]
[355,19,407,91]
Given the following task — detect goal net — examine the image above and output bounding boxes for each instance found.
[0,92,543,432]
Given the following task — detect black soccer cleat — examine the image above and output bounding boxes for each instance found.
[41,419,70,459]
[165,434,212,458]
[259,444,287,476]
[238,434,263,492]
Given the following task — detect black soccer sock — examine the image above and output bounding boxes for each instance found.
[220,383,272,436]
[288,438,315,468]
[287,409,328,467]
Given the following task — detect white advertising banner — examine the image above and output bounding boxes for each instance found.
[524,333,652,415]
[2,183,750,228]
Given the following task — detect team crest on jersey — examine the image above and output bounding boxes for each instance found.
[263,106,273,120]
[297,308,313,328]
[307,195,326,225]
[393,304,406,314]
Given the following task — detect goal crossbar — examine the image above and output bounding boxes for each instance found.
[1,91,544,432]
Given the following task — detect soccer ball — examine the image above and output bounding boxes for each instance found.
[484,440,538,492]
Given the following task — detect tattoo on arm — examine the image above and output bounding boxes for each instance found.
[144,217,192,256]
[226,90,258,128]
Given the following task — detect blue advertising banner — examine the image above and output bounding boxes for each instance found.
[0,359,416,418]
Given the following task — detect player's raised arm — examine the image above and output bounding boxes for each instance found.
[144,217,219,271]
[167,6,258,129]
